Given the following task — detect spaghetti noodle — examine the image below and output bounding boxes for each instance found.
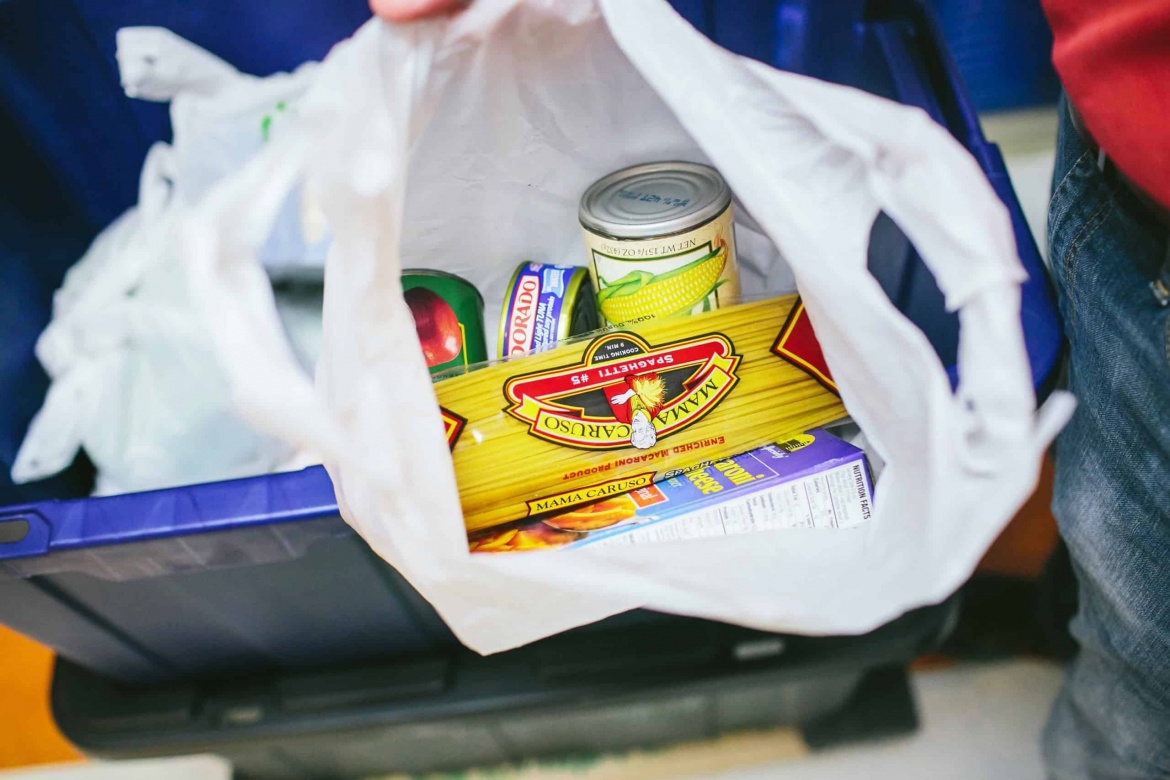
[434,294,847,532]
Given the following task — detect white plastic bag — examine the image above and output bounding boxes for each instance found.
[11,145,295,494]
[118,26,328,278]
[10,28,317,494]
[185,0,1075,653]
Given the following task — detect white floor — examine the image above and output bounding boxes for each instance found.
[0,756,229,780]
[716,660,1065,780]
[981,107,1059,260]
[0,661,1066,780]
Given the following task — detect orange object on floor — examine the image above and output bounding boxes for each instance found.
[0,625,83,769]
[978,456,1060,579]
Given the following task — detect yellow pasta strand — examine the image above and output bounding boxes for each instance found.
[434,295,846,532]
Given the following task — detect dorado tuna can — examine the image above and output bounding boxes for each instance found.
[498,263,599,358]
[402,270,487,376]
[579,161,739,326]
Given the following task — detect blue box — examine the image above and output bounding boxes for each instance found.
[0,0,1063,685]
[588,433,874,546]
[471,430,873,553]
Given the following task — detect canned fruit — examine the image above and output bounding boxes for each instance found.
[402,270,487,376]
[405,287,463,367]
[597,245,727,324]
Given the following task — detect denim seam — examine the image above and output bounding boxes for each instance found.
[1051,148,1094,215]
[1049,150,1093,249]
[1164,315,1169,367]
[1062,187,1119,326]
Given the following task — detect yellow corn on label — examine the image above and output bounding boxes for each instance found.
[504,331,741,451]
[584,203,739,326]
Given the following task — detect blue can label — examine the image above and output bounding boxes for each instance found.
[502,263,576,358]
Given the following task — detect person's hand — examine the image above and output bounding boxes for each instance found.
[369,0,468,23]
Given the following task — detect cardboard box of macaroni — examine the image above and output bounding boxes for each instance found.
[469,429,873,553]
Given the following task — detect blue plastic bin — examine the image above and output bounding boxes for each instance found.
[0,0,1062,686]
[928,0,1061,111]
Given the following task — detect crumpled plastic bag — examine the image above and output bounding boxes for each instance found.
[184,0,1076,653]
[116,26,328,277]
[10,27,322,494]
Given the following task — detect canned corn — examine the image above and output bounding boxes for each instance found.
[402,269,487,376]
[498,262,599,358]
[579,161,739,326]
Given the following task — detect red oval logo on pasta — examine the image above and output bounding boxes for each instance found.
[504,332,741,450]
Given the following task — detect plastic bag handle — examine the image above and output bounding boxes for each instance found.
[601,0,1072,465]
[183,130,365,478]
[116,27,241,102]
[182,19,425,493]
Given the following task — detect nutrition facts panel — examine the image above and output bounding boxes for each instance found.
[593,462,871,546]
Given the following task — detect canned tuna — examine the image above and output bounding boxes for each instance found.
[498,263,599,358]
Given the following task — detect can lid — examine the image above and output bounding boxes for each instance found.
[579,162,731,239]
[401,268,484,307]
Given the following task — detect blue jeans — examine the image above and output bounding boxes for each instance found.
[1043,99,1170,778]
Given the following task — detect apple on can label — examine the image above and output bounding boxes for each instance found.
[402,270,487,376]
[406,287,463,367]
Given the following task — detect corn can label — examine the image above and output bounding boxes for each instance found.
[583,204,739,326]
[503,330,741,451]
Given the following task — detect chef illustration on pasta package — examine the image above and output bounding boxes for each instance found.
[608,373,666,449]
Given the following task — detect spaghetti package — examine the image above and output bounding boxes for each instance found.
[438,295,845,532]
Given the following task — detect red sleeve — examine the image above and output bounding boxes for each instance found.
[1041,0,1170,209]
